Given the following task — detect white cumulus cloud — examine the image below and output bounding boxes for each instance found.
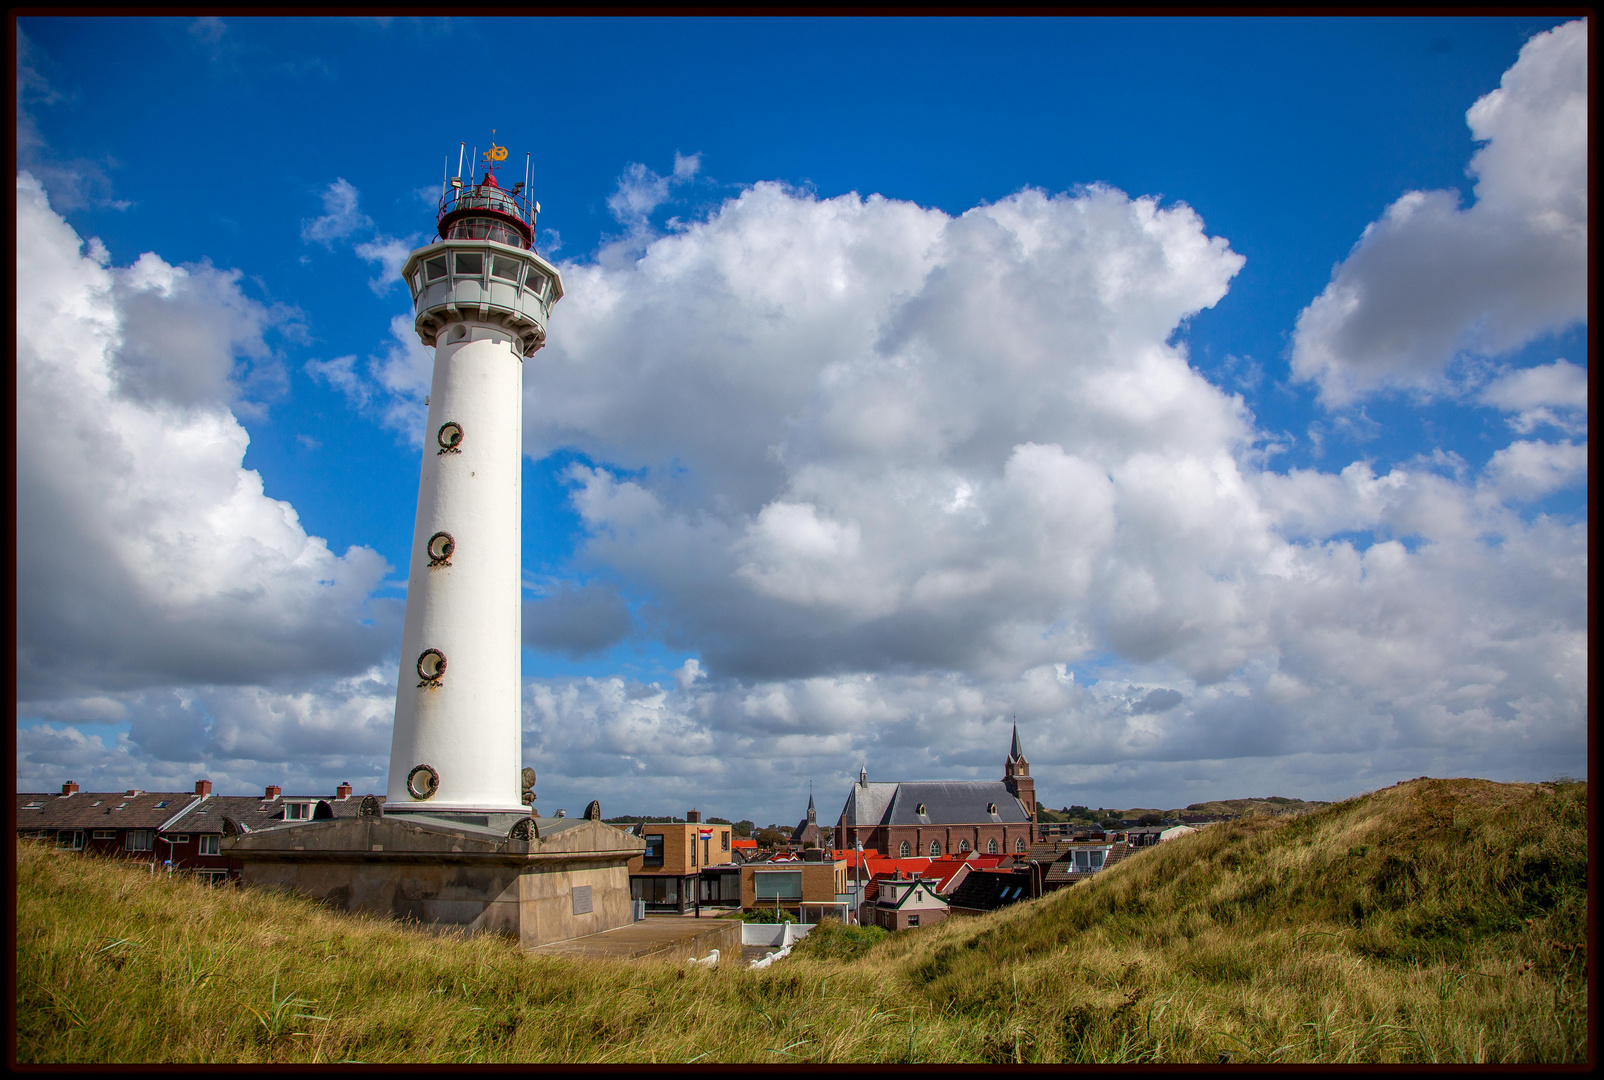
[15,172,400,706]
[1289,20,1587,405]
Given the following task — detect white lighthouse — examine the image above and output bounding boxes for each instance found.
[386,143,563,815]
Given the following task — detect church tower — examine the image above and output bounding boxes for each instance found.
[1003,724,1036,822]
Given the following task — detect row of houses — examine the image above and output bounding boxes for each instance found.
[16,780,378,881]
[21,739,1206,934]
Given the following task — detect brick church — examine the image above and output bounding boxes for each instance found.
[835,726,1037,858]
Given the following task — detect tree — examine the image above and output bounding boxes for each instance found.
[733,820,755,838]
[755,827,789,848]
[1137,812,1163,826]
[1100,818,1123,831]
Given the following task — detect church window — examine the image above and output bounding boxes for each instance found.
[898,841,910,857]
[929,840,941,857]
[1015,838,1027,853]
[958,840,970,852]
[987,838,998,854]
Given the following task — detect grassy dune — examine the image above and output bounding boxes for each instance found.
[16,777,1587,1063]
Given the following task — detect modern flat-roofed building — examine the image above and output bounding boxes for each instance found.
[741,850,851,922]
[624,810,735,913]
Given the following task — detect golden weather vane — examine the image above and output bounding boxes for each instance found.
[482,129,508,169]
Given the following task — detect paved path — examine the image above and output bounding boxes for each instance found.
[529,917,740,961]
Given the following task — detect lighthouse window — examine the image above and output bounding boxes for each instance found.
[491,255,521,281]
[424,256,447,281]
[454,252,484,277]
[525,274,546,299]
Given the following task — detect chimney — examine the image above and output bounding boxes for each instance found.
[195,780,212,796]
[336,782,353,800]
[61,781,79,796]
[686,809,702,823]
[265,785,282,800]
[126,789,142,797]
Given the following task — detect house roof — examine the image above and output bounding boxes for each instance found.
[16,790,201,831]
[878,878,949,911]
[883,781,1031,826]
[838,779,1032,828]
[1043,842,1131,886]
[791,818,826,845]
[837,781,899,829]
[947,869,1033,911]
[174,792,384,834]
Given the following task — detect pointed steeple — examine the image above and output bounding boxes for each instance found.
[807,781,816,822]
[1009,722,1024,763]
[859,761,868,786]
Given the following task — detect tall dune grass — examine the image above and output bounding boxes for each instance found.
[16,777,1586,1063]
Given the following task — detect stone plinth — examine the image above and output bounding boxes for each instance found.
[224,811,644,950]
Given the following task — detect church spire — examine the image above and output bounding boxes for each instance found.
[1009,722,1025,763]
[807,781,816,822]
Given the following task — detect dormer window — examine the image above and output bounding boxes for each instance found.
[916,803,926,815]
[987,803,998,815]
[284,802,312,821]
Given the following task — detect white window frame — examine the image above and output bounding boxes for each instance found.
[168,834,189,844]
[57,830,84,850]
[284,802,312,821]
[988,838,999,854]
[92,829,115,840]
[126,830,154,852]
[898,841,911,857]
[197,834,221,856]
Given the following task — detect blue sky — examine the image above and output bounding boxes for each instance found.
[16,16,1587,825]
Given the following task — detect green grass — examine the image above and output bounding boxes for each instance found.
[16,777,1587,1063]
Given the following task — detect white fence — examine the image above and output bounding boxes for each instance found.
[740,922,815,948]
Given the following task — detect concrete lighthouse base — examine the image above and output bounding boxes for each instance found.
[223,808,644,950]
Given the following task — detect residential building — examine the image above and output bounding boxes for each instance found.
[870,871,949,930]
[16,781,204,869]
[625,810,735,914]
[16,781,385,884]
[741,849,851,922]
[947,868,1035,915]
[1025,836,1132,891]
[834,726,1037,858]
[1124,824,1198,848]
